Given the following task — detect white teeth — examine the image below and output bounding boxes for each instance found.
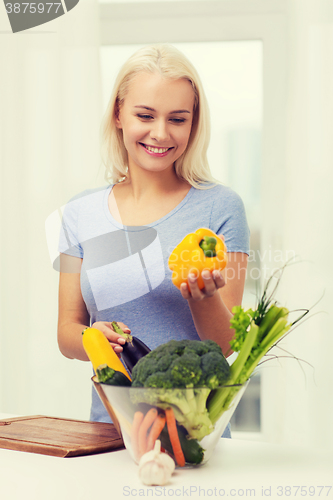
[145,145,169,153]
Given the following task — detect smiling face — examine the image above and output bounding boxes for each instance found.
[115,72,195,177]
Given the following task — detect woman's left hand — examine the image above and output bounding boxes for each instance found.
[180,270,225,301]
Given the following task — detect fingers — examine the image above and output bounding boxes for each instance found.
[180,270,225,301]
[91,321,130,354]
[212,270,225,288]
[186,273,205,300]
[111,321,131,354]
[116,321,131,334]
[180,281,192,300]
[109,342,124,356]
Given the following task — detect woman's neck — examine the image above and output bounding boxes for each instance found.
[110,165,192,226]
[119,165,188,203]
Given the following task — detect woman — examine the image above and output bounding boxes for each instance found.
[57,44,249,427]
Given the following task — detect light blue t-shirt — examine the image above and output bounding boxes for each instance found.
[58,183,250,430]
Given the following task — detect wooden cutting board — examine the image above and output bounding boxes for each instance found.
[0,415,124,457]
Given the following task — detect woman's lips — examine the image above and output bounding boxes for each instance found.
[139,143,173,157]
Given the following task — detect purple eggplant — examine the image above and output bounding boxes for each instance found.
[111,321,151,373]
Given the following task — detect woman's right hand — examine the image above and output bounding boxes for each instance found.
[91,321,131,354]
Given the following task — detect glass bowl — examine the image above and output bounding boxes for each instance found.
[93,378,249,467]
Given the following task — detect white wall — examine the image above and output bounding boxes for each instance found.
[0,0,103,421]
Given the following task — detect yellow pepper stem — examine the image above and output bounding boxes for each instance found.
[199,236,217,257]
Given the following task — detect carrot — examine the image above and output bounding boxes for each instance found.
[131,411,144,462]
[146,413,166,452]
[165,407,186,467]
[138,408,158,458]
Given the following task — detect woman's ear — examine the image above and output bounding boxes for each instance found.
[115,100,122,129]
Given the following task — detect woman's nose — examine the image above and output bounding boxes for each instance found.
[150,119,170,142]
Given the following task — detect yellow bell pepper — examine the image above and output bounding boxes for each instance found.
[168,228,228,290]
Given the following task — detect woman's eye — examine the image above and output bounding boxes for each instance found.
[136,114,186,124]
[137,114,153,120]
[170,118,186,124]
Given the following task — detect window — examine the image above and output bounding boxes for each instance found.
[99,0,288,439]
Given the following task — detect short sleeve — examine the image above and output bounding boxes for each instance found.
[58,198,83,259]
[210,186,250,255]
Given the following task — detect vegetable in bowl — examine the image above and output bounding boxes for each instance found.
[87,263,311,467]
[128,264,310,465]
[131,339,230,441]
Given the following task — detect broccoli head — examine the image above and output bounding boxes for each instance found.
[130,338,230,440]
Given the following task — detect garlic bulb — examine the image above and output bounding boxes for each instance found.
[138,440,175,486]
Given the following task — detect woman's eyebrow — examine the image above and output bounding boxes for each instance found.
[170,109,191,114]
[134,105,191,114]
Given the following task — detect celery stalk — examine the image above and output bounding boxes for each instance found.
[207,264,308,429]
[208,322,259,425]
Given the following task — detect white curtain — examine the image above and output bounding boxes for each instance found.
[0,1,104,419]
[262,0,333,450]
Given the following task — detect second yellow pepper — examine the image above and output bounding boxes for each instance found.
[168,228,228,290]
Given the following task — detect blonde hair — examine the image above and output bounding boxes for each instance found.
[101,44,218,188]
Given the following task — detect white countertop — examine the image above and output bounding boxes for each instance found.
[1,413,332,500]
